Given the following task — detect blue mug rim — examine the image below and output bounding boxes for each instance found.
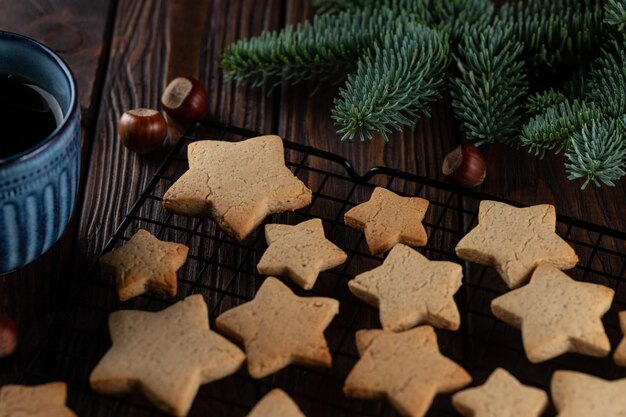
[0,31,78,166]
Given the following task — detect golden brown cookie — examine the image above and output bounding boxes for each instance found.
[0,382,77,417]
[246,389,305,417]
[455,200,578,289]
[452,368,548,417]
[491,263,613,363]
[348,244,462,331]
[344,187,429,255]
[613,311,626,366]
[257,219,347,290]
[99,229,189,301]
[344,326,471,417]
[89,295,245,417]
[551,370,626,417]
[216,277,338,379]
[162,135,312,241]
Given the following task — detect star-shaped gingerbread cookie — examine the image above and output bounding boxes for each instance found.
[455,200,578,289]
[99,229,189,301]
[551,370,626,417]
[257,219,347,290]
[246,389,305,417]
[216,277,339,378]
[348,244,462,331]
[452,368,548,417]
[614,311,626,366]
[163,135,312,241]
[344,187,429,255]
[344,326,471,417]
[0,382,77,417]
[491,263,613,363]
[90,295,245,417]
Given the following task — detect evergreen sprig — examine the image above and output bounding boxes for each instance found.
[451,21,527,145]
[565,117,626,188]
[587,39,626,117]
[605,0,626,30]
[332,23,448,141]
[521,100,603,157]
[526,89,567,114]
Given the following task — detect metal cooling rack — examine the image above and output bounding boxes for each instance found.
[17,121,626,417]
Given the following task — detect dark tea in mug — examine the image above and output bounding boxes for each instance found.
[0,72,63,158]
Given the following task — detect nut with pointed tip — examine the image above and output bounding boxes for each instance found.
[161,77,208,124]
[442,144,486,188]
[0,315,17,358]
[118,108,167,154]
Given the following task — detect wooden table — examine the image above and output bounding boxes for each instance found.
[0,0,622,395]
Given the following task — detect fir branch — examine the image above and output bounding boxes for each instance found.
[430,0,494,41]
[565,117,626,189]
[526,89,567,114]
[587,39,626,117]
[332,23,448,141]
[499,0,605,69]
[450,21,528,145]
[605,0,626,31]
[520,100,603,157]
[221,8,401,88]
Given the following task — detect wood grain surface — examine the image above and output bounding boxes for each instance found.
[1,0,625,408]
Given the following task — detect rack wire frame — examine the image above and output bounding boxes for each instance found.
[17,121,626,417]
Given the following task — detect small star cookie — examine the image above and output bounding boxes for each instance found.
[455,200,578,289]
[344,187,429,255]
[348,244,462,331]
[216,277,339,379]
[99,229,189,301]
[491,263,613,363]
[613,311,626,366]
[551,370,626,417]
[90,295,245,417]
[0,382,77,417]
[344,326,471,417]
[257,219,347,290]
[163,135,312,241]
[246,389,305,417]
[452,368,548,417]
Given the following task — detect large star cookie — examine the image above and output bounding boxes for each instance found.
[257,219,347,290]
[246,389,305,417]
[551,371,626,417]
[0,382,77,417]
[344,326,471,417]
[455,200,578,289]
[491,264,613,363]
[90,295,245,417]
[614,311,626,366]
[344,187,429,255]
[452,368,548,417]
[216,277,338,378]
[163,135,312,241]
[99,229,189,301]
[348,244,462,331]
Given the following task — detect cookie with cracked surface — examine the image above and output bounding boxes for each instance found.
[344,187,429,255]
[257,218,347,290]
[613,311,626,366]
[216,277,339,379]
[491,263,613,363]
[162,135,312,241]
[89,295,245,417]
[344,326,471,417]
[99,229,189,301]
[551,370,626,417]
[246,389,305,417]
[455,200,578,289]
[348,244,462,331]
[0,382,77,417]
[452,368,548,417]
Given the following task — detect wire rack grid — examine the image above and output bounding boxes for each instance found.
[17,121,626,417]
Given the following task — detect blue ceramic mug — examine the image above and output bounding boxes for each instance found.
[0,31,80,273]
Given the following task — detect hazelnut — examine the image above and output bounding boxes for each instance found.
[161,77,208,124]
[118,108,167,154]
[442,144,487,188]
[0,315,17,358]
